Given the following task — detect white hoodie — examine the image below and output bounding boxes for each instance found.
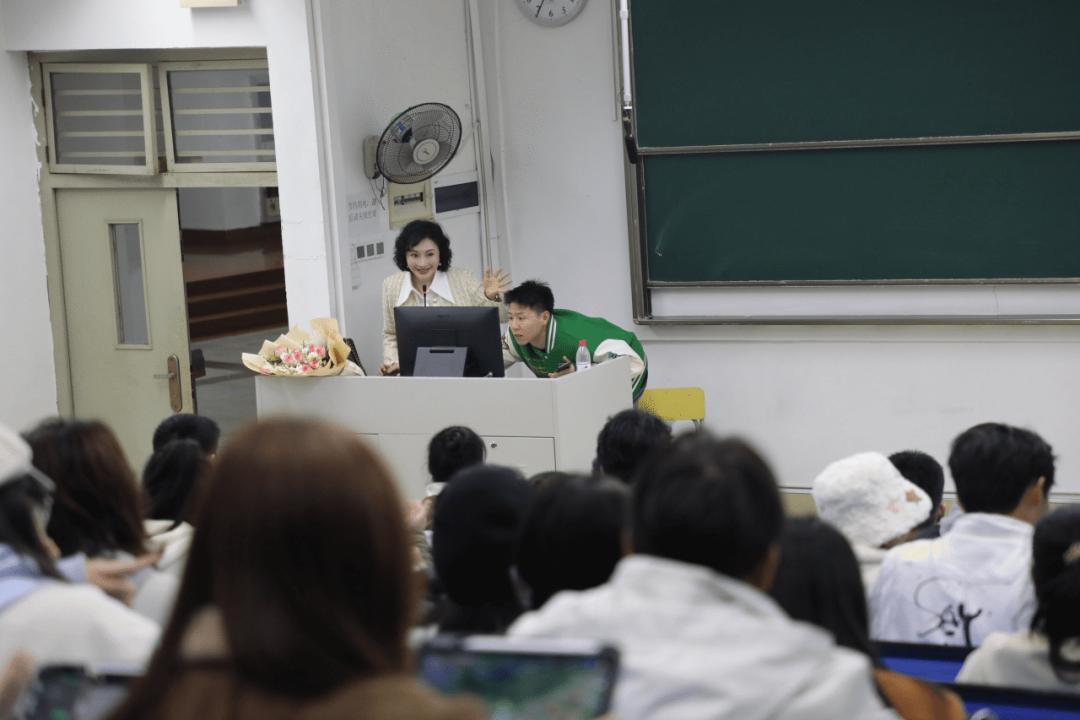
[869,513,1035,647]
[509,555,896,720]
[145,520,194,579]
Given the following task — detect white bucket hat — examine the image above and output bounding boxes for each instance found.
[0,424,54,492]
[812,451,931,548]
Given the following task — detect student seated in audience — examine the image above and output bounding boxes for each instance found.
[871,422,1054,647]
[812,452,933,590]
[956,506,1080,693]
[889,450,947,539]
[109,418,484,720]
[510,433,895,719]
[502,280,648,401]
[515,474,628,609]
[592,408,672,484]
[142,438,210,579]
[0,424,159,671]
[152,414,220,457]
[770,517,966,719]
[25,419,178,625]
[431,465,533,634]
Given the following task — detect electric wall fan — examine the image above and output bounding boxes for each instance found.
[364,102,462,184]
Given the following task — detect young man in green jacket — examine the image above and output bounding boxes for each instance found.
[502,280,648,401]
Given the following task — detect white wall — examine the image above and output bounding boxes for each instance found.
[0,35,58,428]
[479,1,1080,498]
[0,0,335,327]
[313,0,486,373]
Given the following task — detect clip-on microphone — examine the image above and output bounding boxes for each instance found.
[422,284,428,307]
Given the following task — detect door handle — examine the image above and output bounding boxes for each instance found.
[154,354,183,412]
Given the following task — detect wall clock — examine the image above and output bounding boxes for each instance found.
[517,0,588,27]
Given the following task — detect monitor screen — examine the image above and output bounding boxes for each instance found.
[395,306,504,378]
[417,636,619,720]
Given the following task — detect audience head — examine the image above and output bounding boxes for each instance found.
[516,474,629,609]
[812,451,932,549]
[152,414,220,456]
[526,470,572,489]
[142,438,210,526]
[889,449,946,528]
[24,418,147,557]
[393,219,452,273]
[505,281,555,348]
[115,419,413,717]
[427,426,485,486]
[949,423,1054,521]
[594,409,672,484]
[432,465,533,621]
[1031,506,1080,682]
[769,517,878,663]
[631,432,783,588]
[0,424,61,579]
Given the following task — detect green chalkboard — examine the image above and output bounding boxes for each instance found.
[628,0,1080,284]
[643,143,1080,283]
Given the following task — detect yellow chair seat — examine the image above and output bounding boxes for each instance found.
[639,387,705,428]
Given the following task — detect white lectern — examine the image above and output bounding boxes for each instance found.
[255,357,634,499]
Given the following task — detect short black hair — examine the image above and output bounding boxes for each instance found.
[152,414,220,455]
[769,517,878,663]
[427,426,485,485]
[504,280,554,314]
[516,474,629,609]
[889,449,945,518]
[393,219,452,272]
[631,432,783,580]
[948,422,1055,515]
[594,409,672,484]
[1031,506,1080,681]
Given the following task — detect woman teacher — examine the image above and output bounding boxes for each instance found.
[380,220,510,375]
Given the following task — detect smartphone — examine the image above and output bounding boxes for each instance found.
[417,635,619,720]
[555,358,573,372]
[18,665,138,720]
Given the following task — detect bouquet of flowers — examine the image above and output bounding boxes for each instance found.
[241,318,361,377]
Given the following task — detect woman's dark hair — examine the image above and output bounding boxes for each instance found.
[949,422,1055,514]
[393,219,452,272]
[24,419,147,557]
[0,474,62,580]
[427,426,485,485]
[111,419,414,718]
[516,474,629,609]
[889,449,945,519]
[1031,506,1080,683]
[594,409,672,484]
[142,439,210,527]
[769,517,879,664]
[631,433,782,581]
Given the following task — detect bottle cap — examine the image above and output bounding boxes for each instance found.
[578,339,587,346]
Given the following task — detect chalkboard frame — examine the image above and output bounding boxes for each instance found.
[616,0,1080,323]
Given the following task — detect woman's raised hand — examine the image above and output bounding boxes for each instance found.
[483,268,512,301]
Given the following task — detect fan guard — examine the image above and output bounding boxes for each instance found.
[375,102,462,184]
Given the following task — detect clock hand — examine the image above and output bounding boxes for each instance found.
[535,0,546,18]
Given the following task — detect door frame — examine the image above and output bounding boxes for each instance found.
[30,51,279,416]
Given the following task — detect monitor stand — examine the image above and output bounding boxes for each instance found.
[414,346,467,377]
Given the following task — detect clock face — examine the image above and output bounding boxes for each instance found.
[517,0,588,27]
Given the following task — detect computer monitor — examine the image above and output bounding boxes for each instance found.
[394,306,505,378]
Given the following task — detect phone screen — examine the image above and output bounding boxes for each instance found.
[20,666,135,720]
[417,637,618,720]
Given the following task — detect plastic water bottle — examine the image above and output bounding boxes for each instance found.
[575,339,592,371]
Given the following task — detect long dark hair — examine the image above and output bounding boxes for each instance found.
[110,419,414,718]
[0,474,62,580]
[769,517,880,664]
[142,438,209,527]
[25,419,147,557]
[1031,506,1080,683]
